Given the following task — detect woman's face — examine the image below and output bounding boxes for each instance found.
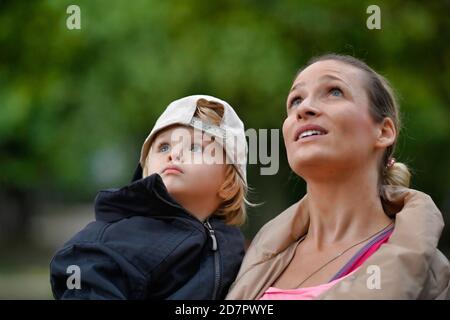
[282,60,387,180]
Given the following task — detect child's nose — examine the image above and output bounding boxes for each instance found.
[168,145,183,162]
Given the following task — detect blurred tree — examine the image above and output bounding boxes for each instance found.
[0,0,448,250]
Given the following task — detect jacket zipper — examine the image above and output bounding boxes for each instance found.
[204,219,221,300]
[155,188,222,299]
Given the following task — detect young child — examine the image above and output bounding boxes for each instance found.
[50,95,248,299]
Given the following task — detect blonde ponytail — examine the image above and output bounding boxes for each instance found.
[383,161,411,188]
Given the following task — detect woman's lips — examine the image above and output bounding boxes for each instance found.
[295,133,326,143]
[294,124,328,141]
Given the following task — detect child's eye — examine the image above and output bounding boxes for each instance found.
[190,143,203,153]
[158,143,170,153]
[329,87,343,97]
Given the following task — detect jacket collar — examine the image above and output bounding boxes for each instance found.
[227,185,447,299]
[252,185,444,260]
[320,185,446,299]
[94,163,197,224]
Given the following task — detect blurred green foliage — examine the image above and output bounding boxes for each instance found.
[0,0,449,243]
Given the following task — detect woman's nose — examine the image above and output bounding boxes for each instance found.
[296,99,321,120]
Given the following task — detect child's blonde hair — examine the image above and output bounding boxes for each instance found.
[193,98,248,226]
[144,98,248,226]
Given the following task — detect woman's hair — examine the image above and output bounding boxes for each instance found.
[195,98,248,226]
[297,54,411,193]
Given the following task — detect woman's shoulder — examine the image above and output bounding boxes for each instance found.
[244,198,308,261]
[423,248,450,299]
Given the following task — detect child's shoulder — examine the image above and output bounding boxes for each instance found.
[56,215,206,269]
[100,215,206,247]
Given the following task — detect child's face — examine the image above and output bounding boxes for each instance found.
[145,125,227,218]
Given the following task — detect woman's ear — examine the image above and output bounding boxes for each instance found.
[375,117,396,149]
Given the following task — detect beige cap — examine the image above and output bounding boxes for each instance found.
[139,95,248,183]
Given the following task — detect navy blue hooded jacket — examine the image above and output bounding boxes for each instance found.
[50,165,246,299]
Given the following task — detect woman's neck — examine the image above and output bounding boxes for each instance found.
[304,167,393,250]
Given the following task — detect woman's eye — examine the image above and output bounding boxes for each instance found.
[190,143,203,153]
[158,143,170,153]
[329,87,343,97]
[289,97,303,108]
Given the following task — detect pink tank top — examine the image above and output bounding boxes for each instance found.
[259,226,394,300]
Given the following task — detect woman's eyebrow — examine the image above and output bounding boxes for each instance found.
[289,74,349,93]
[318,74,349,87]
[289,81,305,93]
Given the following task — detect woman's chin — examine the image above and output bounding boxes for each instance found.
[289,155,325,169]
[289,157,333,178]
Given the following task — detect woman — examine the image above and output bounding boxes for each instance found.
[226,54,450,300]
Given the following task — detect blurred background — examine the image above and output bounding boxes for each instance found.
[0,0,449,299]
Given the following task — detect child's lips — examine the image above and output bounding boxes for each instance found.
[161,165,184,175]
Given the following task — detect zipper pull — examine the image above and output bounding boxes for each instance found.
[204,219,218,251]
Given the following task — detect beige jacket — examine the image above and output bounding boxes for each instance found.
[226,186,450,300]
